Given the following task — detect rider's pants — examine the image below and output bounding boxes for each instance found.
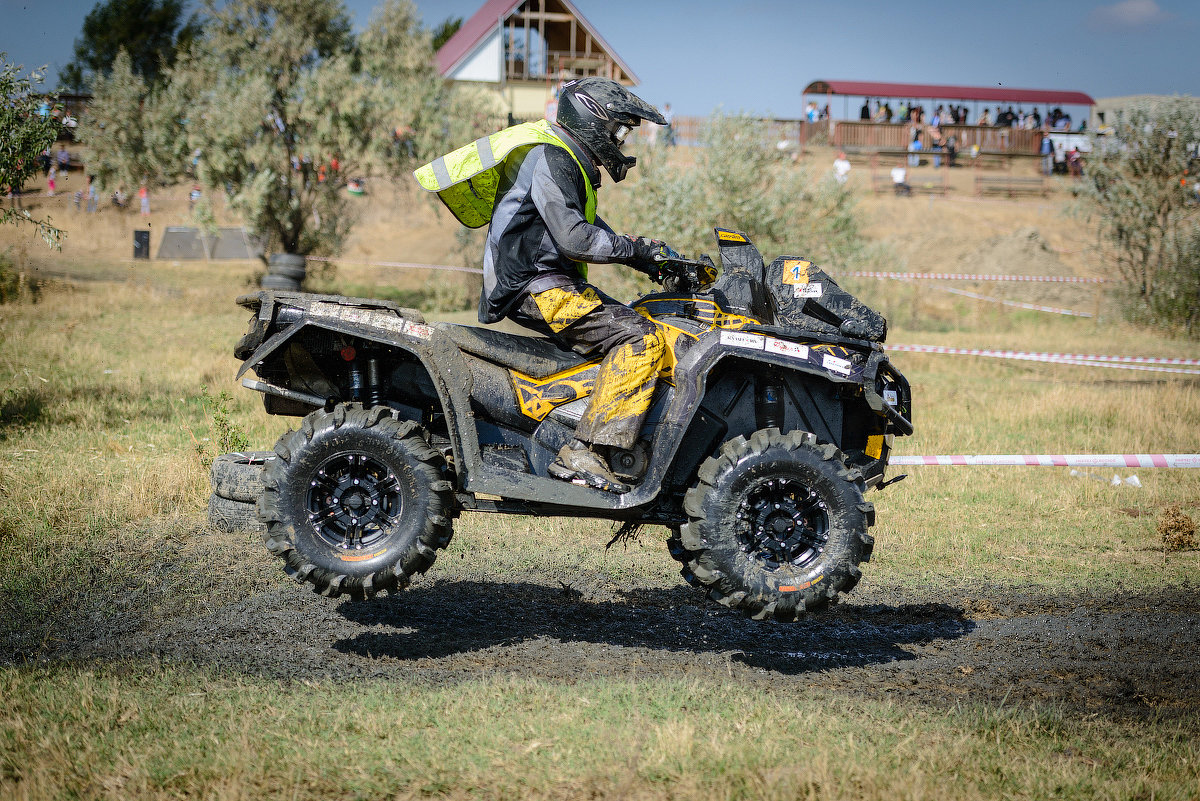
[513,284,666,450]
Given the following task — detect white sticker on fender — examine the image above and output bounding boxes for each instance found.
[793,282,824,298]
[765,337,809,360]
[719,330,764,350]
[822,353,852,375]
[403,320,434,340]
[883,389,899,406]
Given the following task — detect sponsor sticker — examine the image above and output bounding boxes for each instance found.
[781,259,812,285]
[793,282,824,298]
[717,230,747,243]
[822,353,852,375]
[719,330,764,350]
[403,320,434,340]
[883,389,899,406]
[765,337,809,360]
[372,315,409,334]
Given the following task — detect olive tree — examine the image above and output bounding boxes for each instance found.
[1080,97,1200,336]
[0,56,64,248]
[163,0,490,264]
[75,50,188,198]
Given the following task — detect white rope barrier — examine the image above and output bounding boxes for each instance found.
[888,344,1200,374]
[890,454,1200,468]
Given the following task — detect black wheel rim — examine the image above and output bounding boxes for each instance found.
[736,476,829,569]
[306,451,403,550]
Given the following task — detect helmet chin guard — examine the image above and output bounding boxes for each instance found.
[555,77,665,183]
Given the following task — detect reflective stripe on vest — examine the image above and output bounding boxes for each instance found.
[414,120,596,230]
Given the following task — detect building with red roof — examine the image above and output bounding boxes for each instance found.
[436,0,640,121]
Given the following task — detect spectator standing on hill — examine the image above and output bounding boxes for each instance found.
[139,183,150,216]
[46,165,56,196]
[86,175,97,213]
[56,145,69,178]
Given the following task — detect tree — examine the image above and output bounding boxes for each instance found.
[61,0,199,91]
[75,50,186,197]
[1080,98,1200,336]
[604,113,863,267]
[160,0,494,262]
[431,16,463,51]
[166,0,372,258]
[0,55,64,248]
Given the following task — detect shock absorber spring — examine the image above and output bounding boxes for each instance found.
[365,358,383,406]
[756,378,783,431]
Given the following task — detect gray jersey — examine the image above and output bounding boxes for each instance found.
[480,127,635,324]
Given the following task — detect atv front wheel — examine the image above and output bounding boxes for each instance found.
[675,429,874,620]
[259,404,455,599]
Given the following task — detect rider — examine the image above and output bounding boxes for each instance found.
[415,78,680,493]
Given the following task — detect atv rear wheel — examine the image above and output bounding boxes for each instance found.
[259,403,455,599]
[675,429,874,620]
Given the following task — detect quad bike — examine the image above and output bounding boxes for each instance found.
[231,227,913,621]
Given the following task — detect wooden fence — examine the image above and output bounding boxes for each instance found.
[636,117,1043,155]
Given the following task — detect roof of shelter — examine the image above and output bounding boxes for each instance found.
[436,0,638,84]
[803,79,1094,106]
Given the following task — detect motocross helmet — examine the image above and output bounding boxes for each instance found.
[556,77,666,182]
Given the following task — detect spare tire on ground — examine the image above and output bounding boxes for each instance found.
[210,451,276,503]
[207,493,264,533]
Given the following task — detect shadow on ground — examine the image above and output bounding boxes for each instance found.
[332,580,973,674]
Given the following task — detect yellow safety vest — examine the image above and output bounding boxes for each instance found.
[413,120,597,230]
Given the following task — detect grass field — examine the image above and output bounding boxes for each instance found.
[1,156,1198,800]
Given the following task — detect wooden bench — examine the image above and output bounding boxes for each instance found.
[975,175,1046,198]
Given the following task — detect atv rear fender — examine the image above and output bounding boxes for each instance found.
[234,291,471,479]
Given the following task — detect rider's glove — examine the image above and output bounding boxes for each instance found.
[626,235,681,282]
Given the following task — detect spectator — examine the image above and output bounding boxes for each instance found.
[662,102,676,146]
[930,127,945,168]
[56,145,70,178]
[806,101,819,123]
[47,165,56,196]
[891,164,912,196]
[1067,147,1082,178]
[860,98,871,121]
[139,183,150,216]
[1039,133,1054,176]
[86,175,97,213]
[188,184,202,211]
[907,128,923,167]
[833,151,851,184]
[976,107,991,126]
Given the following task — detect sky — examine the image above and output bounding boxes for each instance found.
[2,0,1195,120]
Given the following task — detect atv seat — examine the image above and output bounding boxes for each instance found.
[436,323,590,379]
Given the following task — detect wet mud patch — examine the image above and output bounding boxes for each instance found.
[9,572,1197,723]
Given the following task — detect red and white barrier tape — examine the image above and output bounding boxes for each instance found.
[891,454,1200,468]
[306,255,483,275]
[846,270,1107,284]
[888,343,1200,374]
[934,286,1092,317]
